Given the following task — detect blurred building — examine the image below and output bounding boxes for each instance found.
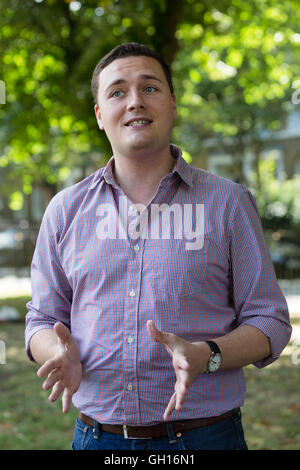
[195,110,300,184]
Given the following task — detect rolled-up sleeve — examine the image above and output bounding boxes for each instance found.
[25,194,72,361]
[229,189,292,368]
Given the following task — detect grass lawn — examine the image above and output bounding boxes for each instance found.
[0,296,299,450]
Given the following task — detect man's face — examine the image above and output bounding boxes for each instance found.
[94,55,177,159]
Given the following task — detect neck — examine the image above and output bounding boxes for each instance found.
[112,147,175,205]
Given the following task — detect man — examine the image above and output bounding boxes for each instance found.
[25,42,292,450]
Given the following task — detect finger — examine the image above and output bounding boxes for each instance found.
[163,392,177,421]
[175,382,188,411]
[62,389,73,414]
[48,380,65,403]
[146,320,164,342]
[147,320,175,348]
[54,322,71,345]
[37,358,61,378]
[42,369,61,391]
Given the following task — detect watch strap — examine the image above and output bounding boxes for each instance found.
[206,340,221,355]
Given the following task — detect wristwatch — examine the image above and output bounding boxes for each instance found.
[205,340,222,373]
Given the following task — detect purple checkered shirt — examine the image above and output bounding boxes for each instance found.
[25,144,292,424]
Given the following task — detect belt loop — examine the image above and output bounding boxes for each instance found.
[236,408,241,419]
[123,424,129,439]
[93,420,101,439]
[166,422,178,444]
[231,408,241,424]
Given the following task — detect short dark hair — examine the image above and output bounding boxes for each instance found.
[91,42,174,104]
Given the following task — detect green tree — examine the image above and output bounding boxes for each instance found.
[172,0,300,186]
[1,0,300,212]
[0,0,185,209]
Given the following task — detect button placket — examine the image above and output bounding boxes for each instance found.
[123,230,143,421]
[122,198,149,423]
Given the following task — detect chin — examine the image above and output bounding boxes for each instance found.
[127,139,154,151]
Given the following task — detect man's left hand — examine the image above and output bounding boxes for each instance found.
[146,320,210,421]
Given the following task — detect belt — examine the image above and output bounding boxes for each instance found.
[79,409,237,439]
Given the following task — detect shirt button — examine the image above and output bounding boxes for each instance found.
[129,205,135,215]
[129,290,135,297]
[133,244,139,252]
[127,336,134,343]
[127,383,133,391]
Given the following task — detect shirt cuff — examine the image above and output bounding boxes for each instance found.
[241,317,292,368]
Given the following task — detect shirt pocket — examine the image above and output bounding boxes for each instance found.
[180,242,210,297]
[149,238,210,301]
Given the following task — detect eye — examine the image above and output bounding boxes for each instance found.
[145,86,157,93]
[111,90,123,98]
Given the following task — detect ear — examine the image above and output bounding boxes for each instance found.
[94,104,104,130]
[171,94,178,120]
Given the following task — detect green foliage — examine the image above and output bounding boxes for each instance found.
[172,0,300,158]
[253,160,300,231]
[0,0,161,202]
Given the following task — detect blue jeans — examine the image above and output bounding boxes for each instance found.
[71,409,248,450]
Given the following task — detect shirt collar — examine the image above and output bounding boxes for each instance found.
[87,157,115,190]
[170,144,193,187]
[88,144,193,190]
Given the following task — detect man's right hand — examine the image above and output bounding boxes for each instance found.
[36,322,82,413]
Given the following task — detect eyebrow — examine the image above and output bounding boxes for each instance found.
[104,74,163,94]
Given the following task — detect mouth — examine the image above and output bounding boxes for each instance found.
[125,118,153,128]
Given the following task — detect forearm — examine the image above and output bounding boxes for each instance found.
[197,325,271,371]
[216,325,271,369]
[29,328,58,365]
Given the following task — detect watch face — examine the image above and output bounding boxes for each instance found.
[208,353,222,372]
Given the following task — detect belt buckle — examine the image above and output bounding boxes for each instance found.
[122,424,151,440]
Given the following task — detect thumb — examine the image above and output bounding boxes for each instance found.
[54,322,71,345]
[147,320,174,348]
[146,320,164,343]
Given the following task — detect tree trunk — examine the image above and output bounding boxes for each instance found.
[253,140,261,191]
[152,0,185,65]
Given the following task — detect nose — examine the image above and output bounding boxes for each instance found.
[127,90,145,111]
